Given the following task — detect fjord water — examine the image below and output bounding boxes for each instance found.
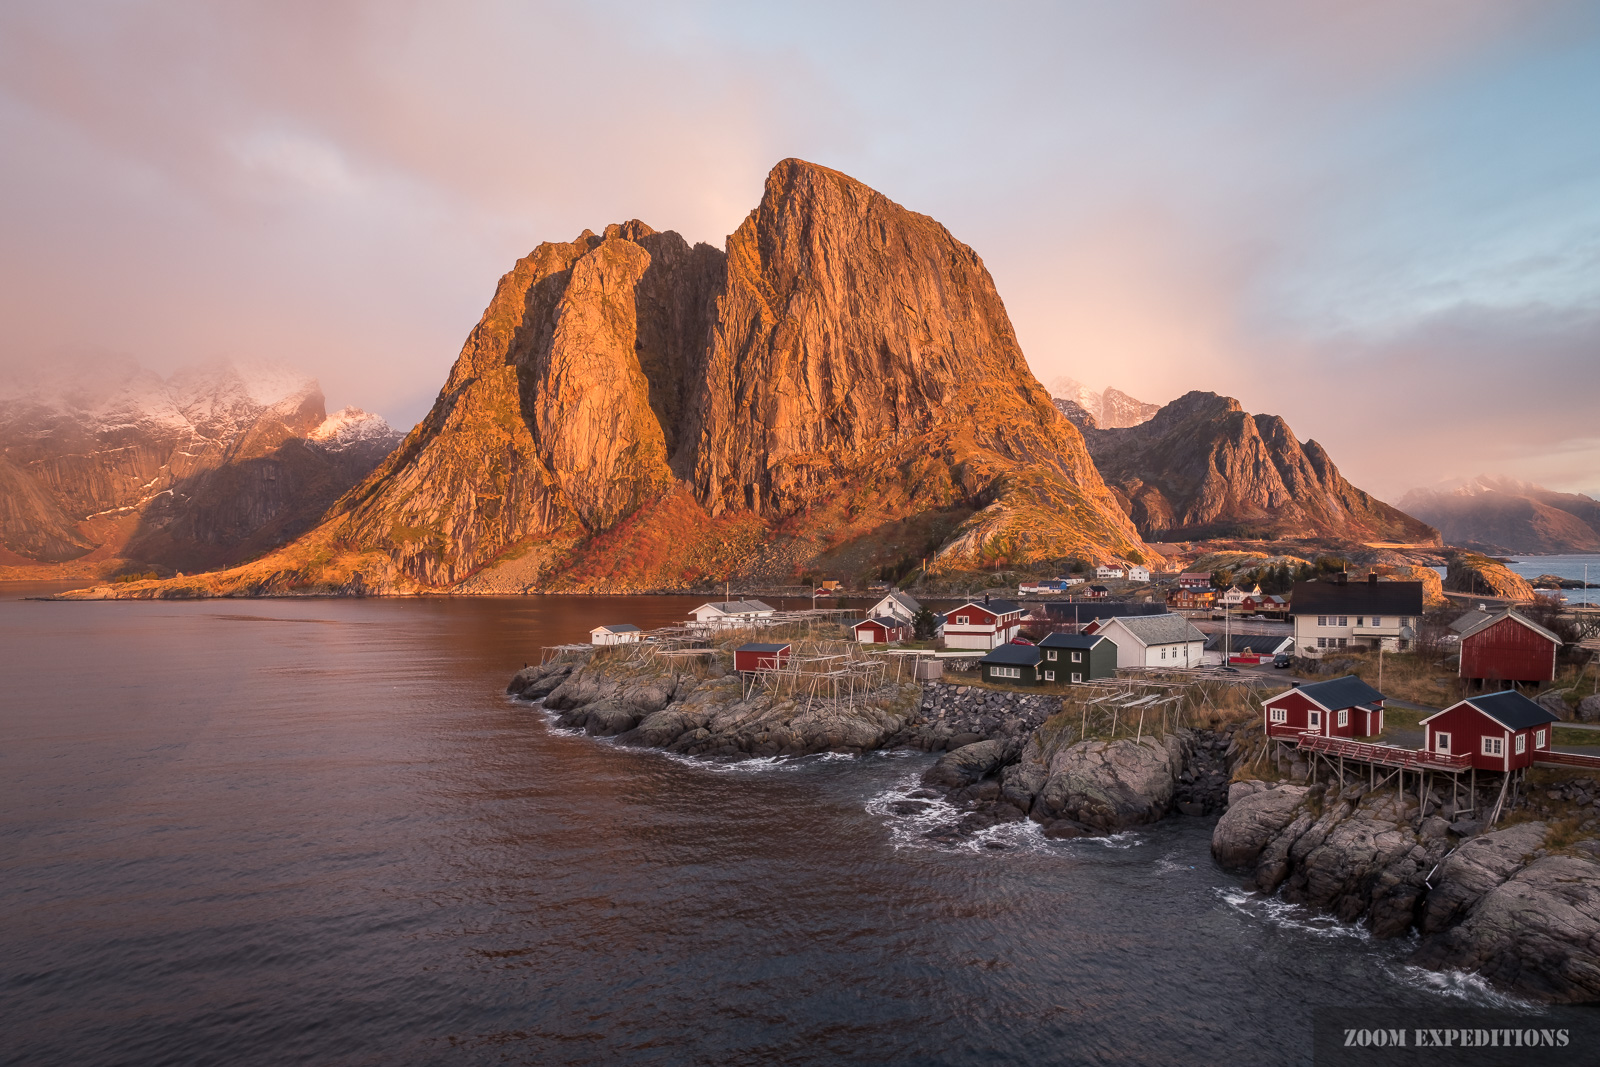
[0,589,1567,1065]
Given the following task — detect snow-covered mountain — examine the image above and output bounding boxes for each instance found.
[0,357,404,574]
[1047,376,1161,429]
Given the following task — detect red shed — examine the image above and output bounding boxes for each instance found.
[734,642,791,673]
[1458,609,1560,687]
[1263,675,1387,740]
[852,617,908,644]
[1420,690,1560,772]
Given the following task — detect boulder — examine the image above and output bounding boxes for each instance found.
[583,699,642,737]
[1578,695,1600,724]
[506,661,577,698]
[1029,734,1190,833]
[922,738,1020,791]
[1536,691,1573,719]
[1411,854,1600,1004]
[1211,784,1310,869]
[1418,821,1547,935]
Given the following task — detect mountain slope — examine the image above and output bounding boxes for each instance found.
[1048,378,1160,429]
[1080,390,1438,545]
[0,358,402,576]
[73,159,1147,597]
[1400,477,1600,553]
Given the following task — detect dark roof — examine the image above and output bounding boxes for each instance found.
[1449,608,1492,635]
[1204,634,1292,654]
[853,616,904,629]
[1089,585,1110,592]
[1458,608,1562,645]
[1289,579,1423,617]
[1459,690,1562,731]
[1039,633,1108,650]
[594,623,641,632]
[736,642,791,653]
[1041,600,1168,620]
[1278,674,1387,711]
[979,644,1042,666]
[955,599,1020,615]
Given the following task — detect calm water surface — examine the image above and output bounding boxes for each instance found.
[0,586,1573,1065]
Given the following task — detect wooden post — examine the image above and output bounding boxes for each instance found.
[1136,706,1146,745]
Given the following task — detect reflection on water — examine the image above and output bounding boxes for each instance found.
[0,591,1580,1066]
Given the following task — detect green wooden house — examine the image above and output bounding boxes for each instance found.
[978,643,1043,686]
[1038,633,1118,684]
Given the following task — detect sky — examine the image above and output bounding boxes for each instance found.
[1,0,1597,500]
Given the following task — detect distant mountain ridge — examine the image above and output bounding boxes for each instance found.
[1399,476,1600,554]
[1075,390,1439,545]
[1048,377,1161,429]
[0,357,402,574]
[66,158,1149,598]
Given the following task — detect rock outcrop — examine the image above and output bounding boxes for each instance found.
[1077,391,1438,545]
[1444,552,1537,601]
[0,358,401,578]
[70,159,1145,599]
[1402,476,1600,555]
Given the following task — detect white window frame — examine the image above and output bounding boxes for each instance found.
[1071,651,1082,663]
[1317,615,1327,626]
[1046,650,1057,661]
[955,615,969,625]
[1317,637,1327,648]
[1536,728,1547,748]
[1337,709,1348,728]
[1270,707,1287,723]
[1308,710,1322,730]
[1371,616,1382,627]
[1434,731,1450,753]
[1355,616,1364,627]
[1071,672,1082,683]
[1516,734,1527,755]
[1338,616,1348,626]
[1482,736,1504,757]
[1043,670,1055,682]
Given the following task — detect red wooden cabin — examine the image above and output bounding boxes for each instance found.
[1458,609,1560,687]
[733,642,791,673]
[1420,690,1561,771]
[852,617,908,644]
[1263,675,1387,740]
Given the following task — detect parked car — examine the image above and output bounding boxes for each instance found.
[1273,653,1292,668]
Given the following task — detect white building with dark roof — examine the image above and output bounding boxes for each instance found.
[689,600,776,631]
[1093,613,1206,669]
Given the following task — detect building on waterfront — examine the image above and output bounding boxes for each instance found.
[1290,574,1423,656]
[852,616,909,644]
[1263,676,1387,740]
[1037,632,1118,683]
[978,643,1043,685]
[690,600,777,630]
[1457,609,1561,688]
[589,623,642,646]
[1091,613,1205,669]
[943,599,1023,649]
[1420,691,1561,771]
[733,643,791,673]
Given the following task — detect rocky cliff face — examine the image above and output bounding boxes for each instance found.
[87,159,1144,597]
[1444,552,1537,601]
[1078,390,1439,545]
[0,358,401,576]
[1401,477,1600,554]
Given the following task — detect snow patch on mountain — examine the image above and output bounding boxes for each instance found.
[308,407,401,451]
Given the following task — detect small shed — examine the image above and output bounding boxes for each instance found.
[1420,690,1561,771]
[978,643,1042,686]
[1458,609,1561,687]
[1263,675,1387,740]
[590,623,642,646]
[852,616,909,644]
[734,642,791,673]
[1037,632,1117,684]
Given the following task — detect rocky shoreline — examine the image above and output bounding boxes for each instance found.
[509,649,1600,1004]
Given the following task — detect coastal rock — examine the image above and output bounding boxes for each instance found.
[1411,854,1600,1004]
[1536,691,1573,719]
[1417,822,1548,935]
[1578,695,1600,723]
[1211,785,1310,869]
[922,738,1021,791]
[1029,734,1192,833]
[506,660,579,699]
[1444,552,1536,600]
[583,699,643,737]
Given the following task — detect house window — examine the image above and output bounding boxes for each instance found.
[1044,670,1055,682]
[1317,637,1328,648]
[1317,615,1327,626]
[1338,616,1348,626]
[1270,708,1287,723]
[955,615,968,625]
[1371,616,1382,627]
[1338,709,1348,727]
[1482,736,1504,757]
[1160,648,1167,659]
[1071,652,1082,663]
[1047,650,1057,661]
[1516,734,1527,755]
[1337,638,1347,648]
[1537,729,1547,748]
[1355,617,1364,627]
[1071,673,1082,683]
[1435,732,1451,753]
[1309,710,1322,729]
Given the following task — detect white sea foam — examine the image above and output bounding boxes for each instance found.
[1216,887,1374,942]
[1388,964,1542,1011]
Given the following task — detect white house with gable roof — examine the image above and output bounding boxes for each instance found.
[689,600,776,631]
[1094,613,1206,669]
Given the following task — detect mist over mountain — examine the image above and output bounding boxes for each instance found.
[1400,476,1600,554]
[0,357,402,575]
[1048,377,1161,430]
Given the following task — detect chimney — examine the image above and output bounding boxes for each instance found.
[1335,571,1348,586]
[984,593,990,604]
[1291,681,1301,688]
[1368,573,1378,585]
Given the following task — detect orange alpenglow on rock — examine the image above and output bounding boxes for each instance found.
[71,159,1147,597]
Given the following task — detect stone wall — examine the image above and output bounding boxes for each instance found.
[905,681,1064,751]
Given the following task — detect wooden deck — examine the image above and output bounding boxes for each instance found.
[1535,750,1600,770]
[1293,732,1472,771]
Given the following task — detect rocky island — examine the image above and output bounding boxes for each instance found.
[509,632,1600,1004]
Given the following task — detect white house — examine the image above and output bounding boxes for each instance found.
[942,599,1023,650]
[1095,564,1126,579]
[590,623,642,646]
[1095,613,1206,669]
[1126,565,1151,583]
[867,589,921,623]
[1291,575,1424,656]
[1219,584,1260,608]
[689,600,776,631]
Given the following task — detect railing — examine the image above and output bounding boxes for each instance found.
[1535,750,1600,770]
[1294,732,1473,770]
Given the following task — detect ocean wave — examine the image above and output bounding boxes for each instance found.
[1216,887,1374,942]
[1387,965,1542,1011]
